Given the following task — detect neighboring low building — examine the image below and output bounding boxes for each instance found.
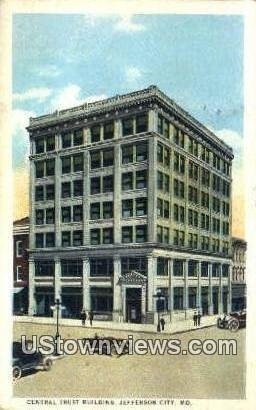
[13,217,29,314]
[231,237,246,310]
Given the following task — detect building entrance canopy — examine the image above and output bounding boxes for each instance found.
[118,270,147,286]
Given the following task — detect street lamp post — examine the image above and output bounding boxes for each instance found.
[153,290,165,331]
[50,298,62,355]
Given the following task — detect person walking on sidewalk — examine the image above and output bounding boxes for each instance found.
[80,309,87,327]
[89,310,94,326]
[160,317,165,331]
[193,311,198,327]
[197,309,202,326]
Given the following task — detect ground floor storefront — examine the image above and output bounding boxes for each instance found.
[232,284,246,311]
[28,247,232,324]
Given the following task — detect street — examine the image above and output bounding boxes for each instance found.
[13,322,245,399]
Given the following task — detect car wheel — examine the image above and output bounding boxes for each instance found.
[217,318,222,328]
[42,358,53,371]
[13,366,22,381]
[229,319,239,332]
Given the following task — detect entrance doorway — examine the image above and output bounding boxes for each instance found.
[201,287,208,315]
[126,288,141,323]
[213,287,219,314]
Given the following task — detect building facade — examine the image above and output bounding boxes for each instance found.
[27,85,233,323]
[231,237,246,310]
[13,217,29,313]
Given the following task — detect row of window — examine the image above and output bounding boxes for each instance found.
[157,258,229,277]
[173,179,231,205]
[157,116,231,176]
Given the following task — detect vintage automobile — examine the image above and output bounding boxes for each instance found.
[13,341,53,381]
[217,309,246,332]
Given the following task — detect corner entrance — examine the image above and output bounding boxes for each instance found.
[126,288,142,323]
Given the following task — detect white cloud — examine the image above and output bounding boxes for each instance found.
[125,66,143,84]
[114,15,146,32]
[36,65,61,78]
[12,109,35,167]
[13,87,52,103]
[51,84,107,110]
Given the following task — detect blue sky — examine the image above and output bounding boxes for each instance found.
[12,13,245,235]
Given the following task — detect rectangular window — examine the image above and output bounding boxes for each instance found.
[62,156,71,174]
[46,135,55,151]
[35,161,44,178]
[73,129,83,146]
[122,172,133,191]
[103,149,114,167]
[73,230,83,246]
[73,205,83,222]
[173,260,184,277]
[16,266,23,282]
[46,208,55,224]
[45,232,55,247]
[136,114,148,133]
[91,125,101,143]
[136,198,147,216]
[157,171,163,190]
[90,202,100,220]
[157,258,168,276]
[61,182,71,198]
[174,287,183,310]
[46,159,55,176]
[136,142,148,161]
[62,132,72,148]
[163,227,169,243]
[122,199,133,218]
[157,198,163,217]
[62,231,71,247]
[122,118,133,136]
[102,228,113,244]
[188,287,197,309]
[103,122,114,140]
[35,233,44,248]
[157,225,163,242]
[62,206,71,223]
[103,201,113,219]
[122,145,133,164]
[16,240,23,257]
[122,226,133,243]
[35,138,44,154]
[73,179,83,197]
[35,261,55,276]
[35,209,44,225]
[46,184,54,200]
[90,259,114,277]
[102,175,114,193]
[91,229,101,245]
[61,260,82,277]
[157,143,163,163]
[135,225,147,243]
[35,185,44,201]
[73,154,83,172]
[91,177,101,194]
[164,174,170,192]
[90,150,101,169]
[136,170,147,189]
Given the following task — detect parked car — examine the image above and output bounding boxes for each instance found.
[13,341,53,381]
[217,309,246,332]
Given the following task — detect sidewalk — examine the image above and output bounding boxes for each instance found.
[14,314,218,337]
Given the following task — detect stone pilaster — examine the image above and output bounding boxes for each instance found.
[148,109,157,132]
[141,285,147,322]
[148,137,157,243]
[184,259,188,318]
[28,258,36,316]
[168,258,174,321]
[83,150,90,245]
[208,263,213,315]
[197,261,202,310]
[147,255,156,312]
[219,264,223,314]
[227,264,232,313]
[82,257,90,311]
[114,143,121,244]
[29,158,35,249]
[55,155,61,247]
[54,257,62,318]
[113,255,122,321]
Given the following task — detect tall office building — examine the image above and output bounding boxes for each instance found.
[27,85,233,323]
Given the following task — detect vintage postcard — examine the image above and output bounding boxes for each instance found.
[0,1,255,409]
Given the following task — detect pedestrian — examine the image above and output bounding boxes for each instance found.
[197,310,202,326]
[80,309,87,326]
[89,310,94,326]
[193,311,197,327]
[157,322,161,332]
[160,317,165,331]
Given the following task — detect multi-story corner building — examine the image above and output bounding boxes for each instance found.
[13,217,29,313]
[231,237,246,310]
[27,85,233,323]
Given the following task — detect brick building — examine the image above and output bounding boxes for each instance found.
[26,85,233,323]
[13,217,29,313]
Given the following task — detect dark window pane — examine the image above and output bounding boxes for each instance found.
[73,230,83,246]
[73,129,83,146]
[45,232,55,247]
[35,186,44,201]
[122,172,133,190]
[35,233,44,248]
[90,202,100,220]
[35,138,44,154]
[73,179,83,197]
[62,207,71,223]
[62,231,71,247]
[61,182,71,198]
[122,199,133,218]
[103,201,113,219]
[91,177,101,194]
[136,198,147,216]
[102,228,113,244]
[122,145,133,164]
[62,132,72,148]
[103,175,113,193]
[73,154,83,172]
[122,118,133,136]
[46,184,54,200]
[90,151,101,169]
[136,170,147,189]
[46,208,55,224]
[36,209,44,225]
[103,149,114,167]
[35,161,44,178]
[136,142,148,161]
[46,135,55,151]
[103,122,114,140]
[91,229,100,245]
[122,226,133,243]
[136,114,148,133]
[91,125,101,143]
[46,159,55,176]
[135,225,147,243]
[62,157,71,174]
[73,205,83,222]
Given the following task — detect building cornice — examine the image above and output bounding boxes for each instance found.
[27,85,233,159]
